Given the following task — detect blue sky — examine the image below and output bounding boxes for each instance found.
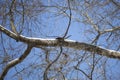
[0,0,120,80]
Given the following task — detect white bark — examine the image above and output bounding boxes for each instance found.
[0,44,33,80]
[0,25,120,59]
[0,25,120,80]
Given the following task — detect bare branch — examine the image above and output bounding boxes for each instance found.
[0,44,33,80]
[74,66,90,79]
[110,0,120,8]
[91,33,100,44]
[0,25,18,40]
[0,25,120,59]
[9,0,18,34]
[101,27,120,34]
[83,12,99,32]
[43,47,62,80]
[63,0,72,38]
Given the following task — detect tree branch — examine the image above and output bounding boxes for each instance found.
[43,47,62,80]
[9,0,18,35]
[63,0,72,38]
[101,27,120,34]
[0,25,120,59]
[0,44,33,80]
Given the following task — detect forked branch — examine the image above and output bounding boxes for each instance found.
[0,44,33,80]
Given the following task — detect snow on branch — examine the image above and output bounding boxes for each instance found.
[0,44,33,80]
[0,25,120,59]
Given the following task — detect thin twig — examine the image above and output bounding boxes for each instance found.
[9,0,18,35]
[43,47,63,80]
[63,0,72,38]
[19,0,25,34]
[74,66,90,79]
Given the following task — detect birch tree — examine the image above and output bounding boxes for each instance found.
[0,0,120,80]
